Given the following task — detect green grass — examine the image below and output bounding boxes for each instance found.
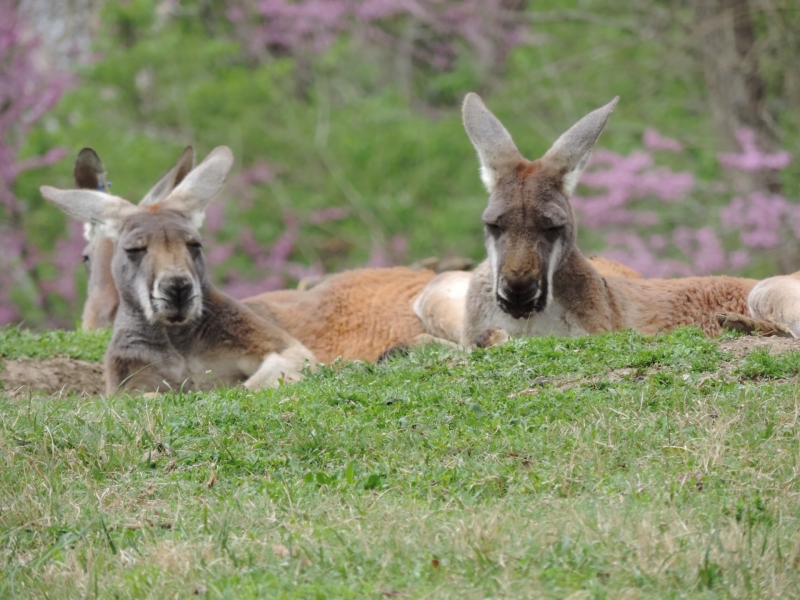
[2,327,800,597]
[0,326,111,362]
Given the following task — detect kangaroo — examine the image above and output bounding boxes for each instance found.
[75,146,195,329]
[459,93,765,346]
[41,146,316,394]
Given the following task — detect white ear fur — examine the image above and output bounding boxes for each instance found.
[40,186,138,240]
[462,93,523,192]
[161,146,234,228]
[140,145,196,206]
[543,96,619,197]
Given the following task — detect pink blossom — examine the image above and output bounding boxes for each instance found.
[673,226,726,274]
[365,245,392,268]
[391,234,409,257]
[643,128,683,152]
[721,192,788,249]
[0,304,19,326]
[573,149,695,227]
[718,128,792,172]
[0,2,71,324]
[309,206,349,223]
[222,273,286,299]
[206,242,236,266]
[43,220,85,303]
[729,250,751,270]
[205,204,225,234]
[229,0,529,71]
[603,232,694,278]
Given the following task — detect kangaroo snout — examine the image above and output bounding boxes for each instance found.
[497,276,543,319]
[153,272,200,324]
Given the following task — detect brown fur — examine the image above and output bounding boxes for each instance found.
[586,255,642,279]
[244,267,434,363]
[81,236,118,329]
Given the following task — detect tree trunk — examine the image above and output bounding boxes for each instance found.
[691,0,779,191]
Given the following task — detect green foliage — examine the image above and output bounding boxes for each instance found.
[2,328,800,595]
[0,325,110,361]
[737,348,800,379]
[15,0,800,326]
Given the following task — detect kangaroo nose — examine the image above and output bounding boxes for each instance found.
[500,278,538,306]
[161,277,194,306]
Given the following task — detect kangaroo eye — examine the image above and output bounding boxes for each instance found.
[485,223,502,236]
[124,247,146,256]
[187,241,203,250]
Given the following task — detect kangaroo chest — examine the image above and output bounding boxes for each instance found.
[485,298,588,338]
[465,260,589,342]
[157,332,259,389]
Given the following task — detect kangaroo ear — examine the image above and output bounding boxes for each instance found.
[462,93,523,193]
[40,186,137,240]
[542,97,619,197]
[140,145,196,206]
[73,148,109,192]
[161,146,234,228]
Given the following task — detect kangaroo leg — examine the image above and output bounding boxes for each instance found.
[243,341,316,390]
[413,271,471,343]
[105,354,186,395]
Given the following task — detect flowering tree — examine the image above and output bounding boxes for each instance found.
[227,0,529,89]
[0,1,72,326]
[574,127,794,278]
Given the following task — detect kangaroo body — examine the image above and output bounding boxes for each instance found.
[245,267,435,363]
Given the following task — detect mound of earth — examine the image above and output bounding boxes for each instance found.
[0,357,105,397]
[717,335,800,359]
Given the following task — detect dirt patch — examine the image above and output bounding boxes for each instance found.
[718,335,800,359]
[0,358,105,397]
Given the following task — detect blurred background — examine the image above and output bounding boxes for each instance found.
[1,0,799,329]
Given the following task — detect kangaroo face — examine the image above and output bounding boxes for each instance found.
[462,93,618,320]
[42,146,233,329]
[73,146,196,329]
[483,162,575,318]
[113,210,207,326]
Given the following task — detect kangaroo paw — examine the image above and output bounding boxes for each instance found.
[717,313,796,338]
[475,327,510,348]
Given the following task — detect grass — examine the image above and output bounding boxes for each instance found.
[2,327,800,597]
[0,326,111,362]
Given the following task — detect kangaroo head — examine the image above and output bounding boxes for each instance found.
[462,93,617,319]
[73,146,196,329]
[44,146,232,327]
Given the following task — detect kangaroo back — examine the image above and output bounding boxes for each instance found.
[245,267,434,363]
